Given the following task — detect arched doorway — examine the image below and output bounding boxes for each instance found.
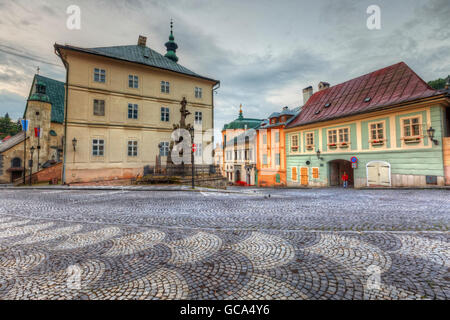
[235,170,241,182]
[329,159,354,187]
[9,157,23,182]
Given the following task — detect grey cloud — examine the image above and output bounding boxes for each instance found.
[0,91,27,120]
[0,0,448,142]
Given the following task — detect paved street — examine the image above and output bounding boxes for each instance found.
[0,188,449,300]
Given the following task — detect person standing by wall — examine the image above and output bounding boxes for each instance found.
[342,171,349,188]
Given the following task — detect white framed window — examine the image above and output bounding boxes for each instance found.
[291,135,299,152]
[93,99,105,116]
[306,132,314,146]
[195,111,203,125]
[92,139,104,156]
[275,131,280,143]
[128,140,138,157]
[263,134,267,144]
[161,81,170,93]
[402,117,421,138]
[128,75,138,88]
[338,128,349,143]
[94,68,106,83]
[370,122,384,141]
[128,104,138,119]
[159,142,169,156]
[328,129,337,145]
[263,154,268,165]
[195,87,202,98]
[275,153,280,166]
[161,107,170,122]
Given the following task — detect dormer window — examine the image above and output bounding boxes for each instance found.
[324,103,331,108]
[364,97,371,102]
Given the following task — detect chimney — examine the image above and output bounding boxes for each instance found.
[137,35,147,47]
[303,86,313,104]
[318,81,330,91]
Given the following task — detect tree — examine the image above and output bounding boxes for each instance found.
[0,113,21,140]
[427,77,448,90]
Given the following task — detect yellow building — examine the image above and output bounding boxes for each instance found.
[55,28,219,183]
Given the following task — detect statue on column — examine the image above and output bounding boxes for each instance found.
[167,97,193,166]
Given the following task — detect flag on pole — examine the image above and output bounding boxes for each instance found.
[34,127,42,138]
[20,119,29,132]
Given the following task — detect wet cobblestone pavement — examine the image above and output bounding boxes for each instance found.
[0,188,449,300]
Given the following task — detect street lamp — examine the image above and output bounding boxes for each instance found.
[189,126,195,189]
[316,149,324,161]
[72,137,78,151]
[427,127,438,145]
[29,146,35,186]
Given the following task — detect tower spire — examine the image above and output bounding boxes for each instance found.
[165,19,179,63]
[238,104,243,120]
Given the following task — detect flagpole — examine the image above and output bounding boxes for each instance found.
[22,120,27,185]
[37,128,40,171]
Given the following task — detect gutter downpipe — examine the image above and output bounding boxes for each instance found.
[55,45,69,185]
[212,81,220,163]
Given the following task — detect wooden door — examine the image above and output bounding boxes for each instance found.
[367,162,390,186]
[367,163,379,185]
[300,167,308,186]
[379,164,390,186]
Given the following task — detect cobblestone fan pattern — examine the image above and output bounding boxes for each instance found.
[0,189,448,300]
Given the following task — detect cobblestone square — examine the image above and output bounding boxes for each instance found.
[0,188,448,300]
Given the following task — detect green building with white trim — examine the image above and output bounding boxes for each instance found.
[284,62,450,188]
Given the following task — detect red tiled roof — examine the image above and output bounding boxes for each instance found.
[287,62,442,128]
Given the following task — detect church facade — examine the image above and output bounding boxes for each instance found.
[0,75,65,184]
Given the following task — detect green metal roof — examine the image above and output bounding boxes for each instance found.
[223,118,262,130]
[55,44,219,84]
[29,92,51,103]
[26,75,65,123]
[223,108,263,131]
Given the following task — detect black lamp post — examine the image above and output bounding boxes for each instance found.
[37,144,41,171]
[189,127,195,189]
[29,146,35,186]
[72,137,77,151]
[427,127,438,145]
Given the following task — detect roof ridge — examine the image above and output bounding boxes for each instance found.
[286,62,441,129]
[35,74,64,84]
[55,43,218,83]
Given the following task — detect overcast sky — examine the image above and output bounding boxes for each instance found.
[0,0,449,142]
